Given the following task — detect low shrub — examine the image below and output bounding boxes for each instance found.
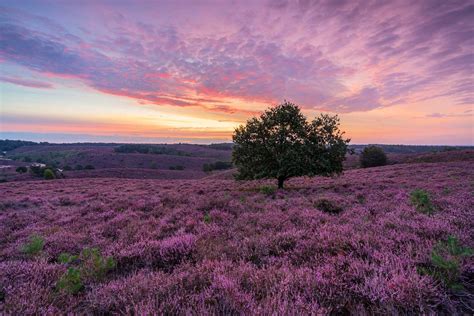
[418,236,473,290]
[410,189,434,214]
[84,165,95,170]
[259,185,276,196]
[43,168,55,180]
[57,267,83,294]
[30,165,45,177]
[203,213,212,223]
[63,165,72,171]
[360,145,387,168]
[75,165,83,170]
[315,199,344,214]
[56,248,116,295]
[15,166,27,173]
[203,161,232,172]
[21,234,45,256]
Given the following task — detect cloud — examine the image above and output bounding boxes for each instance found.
[0,1,473,114]
[426,112,473,118]
[0,76,53,89]
[323,87,382,113]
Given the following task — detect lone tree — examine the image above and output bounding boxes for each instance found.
[232,101,350,189]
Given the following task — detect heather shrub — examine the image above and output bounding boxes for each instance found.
[15,166,27,173]
[360,145,387,168]
[58,197,74,206]
[84,165,95,170]
[419,236,473,290]
[315,199,343,214]
[63,165,72,171]
[410,189,434,214]
[259,185,276,196]
[75,164,83,170]
[43,168,55,180]
[169,165,185,170]
[21,234,44,256]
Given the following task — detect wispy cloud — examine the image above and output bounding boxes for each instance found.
[0,75,53,89]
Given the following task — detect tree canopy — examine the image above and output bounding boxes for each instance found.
[232,101,350,188]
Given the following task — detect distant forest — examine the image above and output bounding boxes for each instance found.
[1,139,472,154]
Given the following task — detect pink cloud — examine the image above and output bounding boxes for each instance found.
[0,76,53,89]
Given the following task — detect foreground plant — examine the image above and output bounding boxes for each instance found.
[21,235,44,256]
[419,236,473,291]
[410,189,435,214]
[56,248,116,295]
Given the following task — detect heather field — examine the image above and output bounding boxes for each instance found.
[1,160,473,314]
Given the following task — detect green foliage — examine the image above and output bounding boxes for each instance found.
[30,165,45,177]
[56,248,116,295]
[63,165,72,171]
[410,189,434,214]
[58,252,78,264]
[315,199,344,214]
[57,268,83,294]
[360,145,387,168]
[23,156,32,162]
[80,247,116,280]
[232,101,349,188]
[150,163,157,169]
[259,185,276,196]
[0,139,39,152]
[203,213,212,223]
[21,234,44,256]
[203,161,233,172]
[419,236,473,290]
[43,168,55,180]
[16,166,27,173]
[84,165,95,170]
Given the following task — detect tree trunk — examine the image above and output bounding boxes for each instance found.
[277,177,285,189]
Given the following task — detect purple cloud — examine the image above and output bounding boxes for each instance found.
[0,76,53,89]
[0,0,472,114]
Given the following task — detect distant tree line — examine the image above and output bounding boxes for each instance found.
[203,161,233,172]
[0,140,44,152]
[349,144,472,154]
[114,144,191,156]
[206,143,233,151]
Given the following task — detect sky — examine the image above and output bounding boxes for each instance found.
[0,0,473,145]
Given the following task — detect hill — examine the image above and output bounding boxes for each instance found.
[1,160,472,314]
[0,142,233,181]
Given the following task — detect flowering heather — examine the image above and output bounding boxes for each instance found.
[0,160,473,314]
